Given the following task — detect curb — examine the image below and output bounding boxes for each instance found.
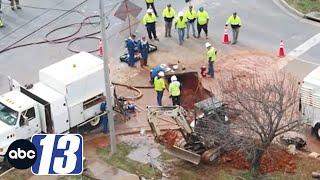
[277,0,305,18]
[305,12,320,23]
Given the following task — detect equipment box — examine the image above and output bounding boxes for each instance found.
[39,52,106,107]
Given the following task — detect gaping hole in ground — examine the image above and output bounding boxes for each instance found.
[166,71,212,110]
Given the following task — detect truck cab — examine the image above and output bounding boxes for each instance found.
[301,66,320,139]
[0,90,41,161]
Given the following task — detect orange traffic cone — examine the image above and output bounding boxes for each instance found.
[222,27,230,44]
[278,40,286,58]
[98,40,103,57]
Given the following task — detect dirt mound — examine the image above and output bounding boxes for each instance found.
[219,148,296,174]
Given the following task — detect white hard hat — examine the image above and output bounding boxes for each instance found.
[171,75,177,81]
[147,8,153,13]
[178,11,184,17]
[158,71,165,77]
[205,42,211,48]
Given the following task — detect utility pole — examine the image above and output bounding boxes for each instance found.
[99,0,117,154]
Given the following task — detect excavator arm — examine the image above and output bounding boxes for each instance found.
[147,106,192,139]
[147,106,202,164]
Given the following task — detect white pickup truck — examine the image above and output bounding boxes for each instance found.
[0,52,108,165]
[301,66,320,139]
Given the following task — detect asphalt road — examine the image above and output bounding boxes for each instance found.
[0,0,319,93]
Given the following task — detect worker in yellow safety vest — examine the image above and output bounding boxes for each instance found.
[184,5,197,38]
[143,9,159,41]
[175,12,187,46]
[154,71,166,106]
[162,4,176,38]
[169,75,181,106]
[225,12,242,44]
[145,0,158,17]
[196,7,209,39]
[205,42,217,78]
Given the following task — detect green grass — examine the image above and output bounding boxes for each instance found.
[97,143,162,179]
[285,0,320,13]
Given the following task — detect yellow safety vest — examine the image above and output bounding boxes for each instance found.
[142,14,157,25]
[226,15,242,26]
[207,47,217,62]
[197,11,209,25]
[175,17,187,29]
[185,9,197,20]
[154,77,165,91]
[145,0,154,3]
[0,19,3,27]
[162,7,175,18]
[169,81,181,96]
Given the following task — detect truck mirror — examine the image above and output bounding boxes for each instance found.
[19,115,29,126]
[24,116,29,126]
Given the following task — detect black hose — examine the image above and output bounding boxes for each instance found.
[0,0,89,54]
[0,1,118,54]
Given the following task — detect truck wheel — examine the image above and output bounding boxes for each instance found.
[89,117,101,127]
[313,123,320,140]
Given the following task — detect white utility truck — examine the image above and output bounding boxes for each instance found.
[0,52,108,164]
[301,66,320,139]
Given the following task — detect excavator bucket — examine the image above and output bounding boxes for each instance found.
[164,145,201,165]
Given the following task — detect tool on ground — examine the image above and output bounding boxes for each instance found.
[278,40,286,58]
[222,27,230,44]
[147,100,226,165]
[98,40,103,57]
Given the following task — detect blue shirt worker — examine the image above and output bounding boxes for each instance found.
[138,37,150,67]
[169,75,181,106]
[126,34,137,67]
[100,101,109,134]
[150,64,165,84]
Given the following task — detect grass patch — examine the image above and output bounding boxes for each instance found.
[97,143,162,179]
[1,169,33,180]
[285,0,320,13]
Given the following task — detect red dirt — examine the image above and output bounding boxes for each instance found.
[178,72,211,110]
[90,135,110,148]
[219,148,297,174]
[162,130,178,148]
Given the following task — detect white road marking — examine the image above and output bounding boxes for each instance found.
[295,57,320,66]
[288,32,320,58]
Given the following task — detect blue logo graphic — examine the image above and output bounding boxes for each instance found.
[31,134,83,175]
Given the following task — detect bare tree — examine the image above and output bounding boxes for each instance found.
[216,70,302,176]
